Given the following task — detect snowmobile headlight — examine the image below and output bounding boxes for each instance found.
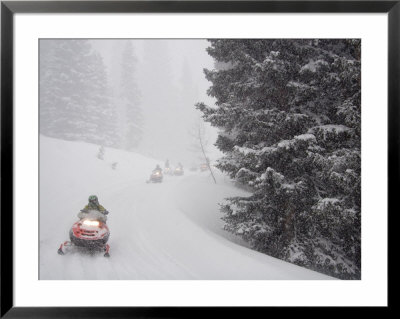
[83,220,100,227]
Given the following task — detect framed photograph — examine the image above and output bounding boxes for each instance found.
[1,0,393,316]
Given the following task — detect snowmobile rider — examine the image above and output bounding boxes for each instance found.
[165,159,170,168]
[153,164,163,174]
[79,195,109,217]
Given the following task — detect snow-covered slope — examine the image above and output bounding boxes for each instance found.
[40,136,333,279]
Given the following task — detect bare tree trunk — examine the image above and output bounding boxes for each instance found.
[198,127,216,184]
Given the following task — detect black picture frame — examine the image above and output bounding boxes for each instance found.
[1,1,393,317]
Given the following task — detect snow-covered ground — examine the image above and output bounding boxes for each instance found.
[39,136,333,280]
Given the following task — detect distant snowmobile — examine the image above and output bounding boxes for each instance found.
[164,167,172,175]
[200,163,208,172]
[148,170,163,183]
[173,167,184,176]
[58,210,110,257]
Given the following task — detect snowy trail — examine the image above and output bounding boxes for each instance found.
[40,136,333,280]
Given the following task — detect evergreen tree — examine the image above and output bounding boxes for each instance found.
[40,40,118,147]
[197,39,361,279]
[85,50,119,147]
[120,41,142,150]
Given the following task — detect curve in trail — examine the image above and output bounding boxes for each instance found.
[39,137,332,280]
[103,174,332,280]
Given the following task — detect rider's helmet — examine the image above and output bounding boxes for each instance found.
[88,195,99,206]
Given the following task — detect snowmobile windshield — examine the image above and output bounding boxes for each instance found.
[79,210,107,223]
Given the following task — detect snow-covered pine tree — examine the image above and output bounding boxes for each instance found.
[40,40,118,147]
[40,40,88,138]
[85,51,119,147]
[120,41,142,150]
[196,39,361,279]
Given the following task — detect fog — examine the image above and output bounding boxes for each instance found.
[91,39,220,167]
[40,39,220,169]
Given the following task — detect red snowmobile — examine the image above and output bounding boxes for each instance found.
[58,210,110,257]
